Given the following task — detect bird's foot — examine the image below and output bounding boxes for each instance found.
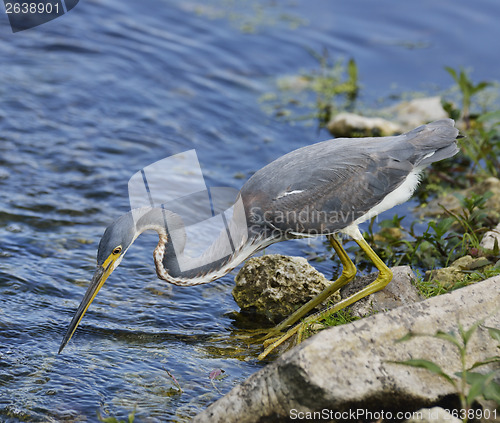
[231,324,299,355]
[232,327,273,340]
[231,312,327,359]
[257,320,313,360]
[257,307,337,359]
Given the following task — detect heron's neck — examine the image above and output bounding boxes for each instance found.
[131,207,172,263]
[152,231,270,287]
[132,207,170,235]
[130,207,272,287]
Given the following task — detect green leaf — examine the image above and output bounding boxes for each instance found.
[485,326,500,344]
[434,217,454,236]
[380,218,396,229]
[347,58,358,83]
[457,69,467,90]
[466,374,486,405]
[441,100,460,121]
[393,359,456,386]
[464,371,500,403]
[468,356,500,371]
[459,320,482,346]
[433,330,462,349]
[97,407,135,423]
[477,110,500,123]
[395,333,416,343]
[394,332,429,343]
[484,379,500,403]
[445,66,458,83]
[472,81,491,94]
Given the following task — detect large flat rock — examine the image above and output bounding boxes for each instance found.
[193,276,500,423]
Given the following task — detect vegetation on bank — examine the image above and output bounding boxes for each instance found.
[359,67,499,294]
[269,56,500,312]
[270,59,500,421]
[279,58,500,292]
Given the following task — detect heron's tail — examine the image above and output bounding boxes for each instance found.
[406,119,460,167]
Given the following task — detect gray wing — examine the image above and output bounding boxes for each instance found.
[241,119,459,236]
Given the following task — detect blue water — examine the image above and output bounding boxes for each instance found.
[0,0,499,421]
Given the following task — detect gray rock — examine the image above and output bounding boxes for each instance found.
[386,97,449,132]
[451,255,491,270]
[194,276,500,423]
[403,407,461,423]
[233,254,340,323]
[327,97,448,138]
[342,265,422,317]
[327,112,402,137]
[425,255,491,288]
[480,223,500,251]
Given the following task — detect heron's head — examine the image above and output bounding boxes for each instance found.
[59,213,137,353]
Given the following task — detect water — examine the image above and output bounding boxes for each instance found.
[0,0,499,421]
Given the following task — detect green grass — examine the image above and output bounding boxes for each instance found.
[320,308,360,327]
[415,265,500,299]
[358,190,496,273]
[301,308,360,340]
[414,274,450,298]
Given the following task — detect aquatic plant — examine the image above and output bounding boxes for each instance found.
[303,49,359,129]
[166,369,183,394]
[97,408,135,423]
[443,66,492,129]
[261,49,359,128]
[209,368,227,394]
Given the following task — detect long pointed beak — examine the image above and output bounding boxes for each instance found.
[59,260,116,354]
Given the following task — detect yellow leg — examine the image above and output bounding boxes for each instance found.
[259,235,356,342]
[258,235,393,360]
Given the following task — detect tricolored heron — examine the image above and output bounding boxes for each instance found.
[59,119,459,358]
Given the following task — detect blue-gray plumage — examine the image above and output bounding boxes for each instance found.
[59,119,459,357]
[242,119,459,236]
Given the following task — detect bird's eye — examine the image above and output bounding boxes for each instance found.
[112,246,122,255]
